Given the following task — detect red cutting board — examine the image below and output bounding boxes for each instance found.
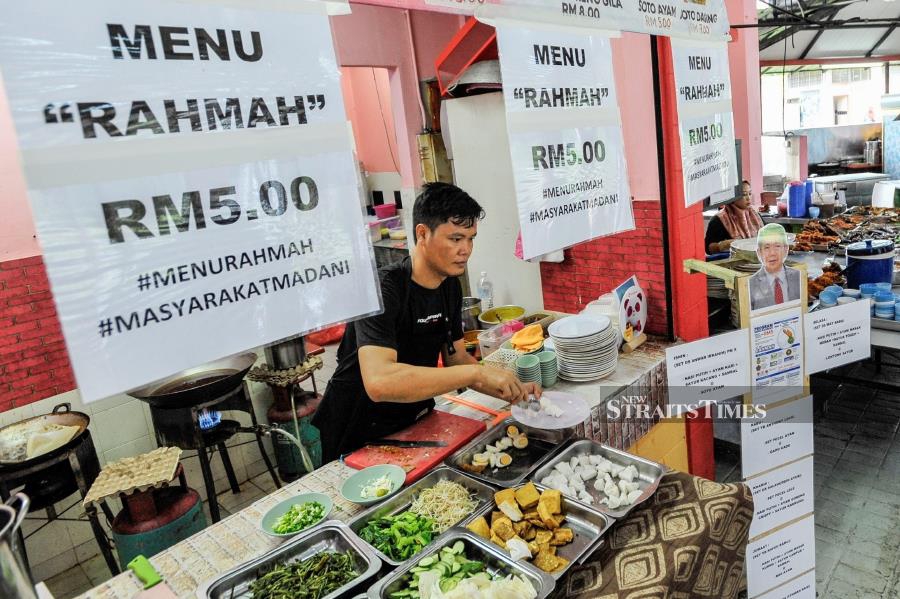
[345,411,485,484]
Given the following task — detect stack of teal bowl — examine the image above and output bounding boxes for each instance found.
[537,350,558,387]
[515,354,542,385]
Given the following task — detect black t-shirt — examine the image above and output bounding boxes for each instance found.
[704,215,730,253]
[313,257,463,460]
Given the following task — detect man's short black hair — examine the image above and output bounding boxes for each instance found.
[413,182,485,232]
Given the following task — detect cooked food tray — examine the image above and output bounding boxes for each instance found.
[196,521,380,599]
[367,529,555,599]
[470,484,613,580]
[532,439,665,519]
[445,417,570,488]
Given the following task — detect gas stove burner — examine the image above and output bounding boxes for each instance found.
[198,409,221,430]
[246,355,323,387]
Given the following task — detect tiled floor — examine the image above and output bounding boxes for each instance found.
[41,472,278,598]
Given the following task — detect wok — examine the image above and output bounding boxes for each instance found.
[0,403,89,468]
[127,352,258,408]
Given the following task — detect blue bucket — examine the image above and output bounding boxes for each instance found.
[845,240,895,289]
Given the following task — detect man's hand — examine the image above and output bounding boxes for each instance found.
[473,366,542,405]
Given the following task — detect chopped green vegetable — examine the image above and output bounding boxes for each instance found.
[249,551,357,599]
[271,501,325,534]
[358,511,436,561]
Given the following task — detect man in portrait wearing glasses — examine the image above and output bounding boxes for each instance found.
[748,223,802,311]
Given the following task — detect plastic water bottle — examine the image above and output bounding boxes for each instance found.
[477,271,494,309]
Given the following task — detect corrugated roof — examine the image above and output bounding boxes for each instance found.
[758,0,900,59]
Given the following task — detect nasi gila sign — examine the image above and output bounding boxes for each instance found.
[0,0,381,401]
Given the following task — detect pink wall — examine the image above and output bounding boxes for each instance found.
[342,67,401,173]
[611,33,661,201]
[0,78,39,261]
[726,0,764,204]
[331,4,465,188]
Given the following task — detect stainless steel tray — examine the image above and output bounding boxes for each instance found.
[469,483,614,580]
[367,528,555,599]
[872,316,900,332]
[347,466,496,567]
[196,521,381,599]
[532,439,665,519]
[445,417,571,488]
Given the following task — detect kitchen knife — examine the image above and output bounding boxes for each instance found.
[127,555,178,599]
[364,439,447,448]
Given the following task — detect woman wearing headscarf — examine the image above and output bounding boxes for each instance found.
[704,180,764,254]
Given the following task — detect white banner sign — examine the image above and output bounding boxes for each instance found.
[741,396,813,479]
[804,301,871,374]
[476,0,731,40]
[496,26,634,259]
[0,1,381,401]
[665,329,750,406]
[670,40,737,206]
[746,517,816,598]
[747,456,814,539]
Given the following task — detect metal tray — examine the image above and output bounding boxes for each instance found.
[347,466,497,567]
[367,528,555,599]
[445,417,571,488]
[469,484,614,579]
[872,316,900,332]
[532,439,665,519]
[196,521,381,599]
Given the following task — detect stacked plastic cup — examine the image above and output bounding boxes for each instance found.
[874,291,895,319]
[536,350,558,388]
[819,291,839,308]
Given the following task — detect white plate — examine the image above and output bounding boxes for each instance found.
[510,391,591,429]
[730,234,796,253]
[548,315,610,340]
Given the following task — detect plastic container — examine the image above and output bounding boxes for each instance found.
[788,182,806,218]
[846,240,895,289]
[477,272,494,310]
[808,206,820,219]
[804,180,814,211]
[373,203,397,219]
[368,222,383,242]
[843,288,861,298]
[825,285,843,296]
[477,322,519,358]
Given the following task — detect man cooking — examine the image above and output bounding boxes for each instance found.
[313,183,541,462]
[749,223,802,311]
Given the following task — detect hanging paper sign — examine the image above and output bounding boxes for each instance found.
[475,0,730,40]
[746,517,816,598]
[496,25,634,259]
[670,39,737,206]
[0,0,381,401]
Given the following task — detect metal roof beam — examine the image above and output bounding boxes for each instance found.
[799,13,836,59]
[866,15,900,58]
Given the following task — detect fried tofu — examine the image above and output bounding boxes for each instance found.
[539,489,562,515]
[552,556,570,573]
[515,482,541,509]
[522,526,537,541]
[466,516,490,540]
[534,530,553,545]
[546,514,566,529]
[533,548,560,573]
[512,520,532,536]
[494,488,517,507]
[551,527,574,546]
[491,515,516,541]
[537,501,558,530]
[490,511,504,526]
[523,509,539,521]
[527,541,539,556]
[490,532,507,549]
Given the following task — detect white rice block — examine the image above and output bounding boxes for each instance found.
[610,464,624,477]
[603,481,620,497]
[578,490,594,504]
[577,455,592,467]
[626,489,643,504]
[619,465,639,483]
[579,465,597,481]
[555,462,575,477]
[618,480,640,494]
[593,478,606,492]
[569,457,580,470]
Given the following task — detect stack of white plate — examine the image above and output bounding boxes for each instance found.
[548,315,618,381]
